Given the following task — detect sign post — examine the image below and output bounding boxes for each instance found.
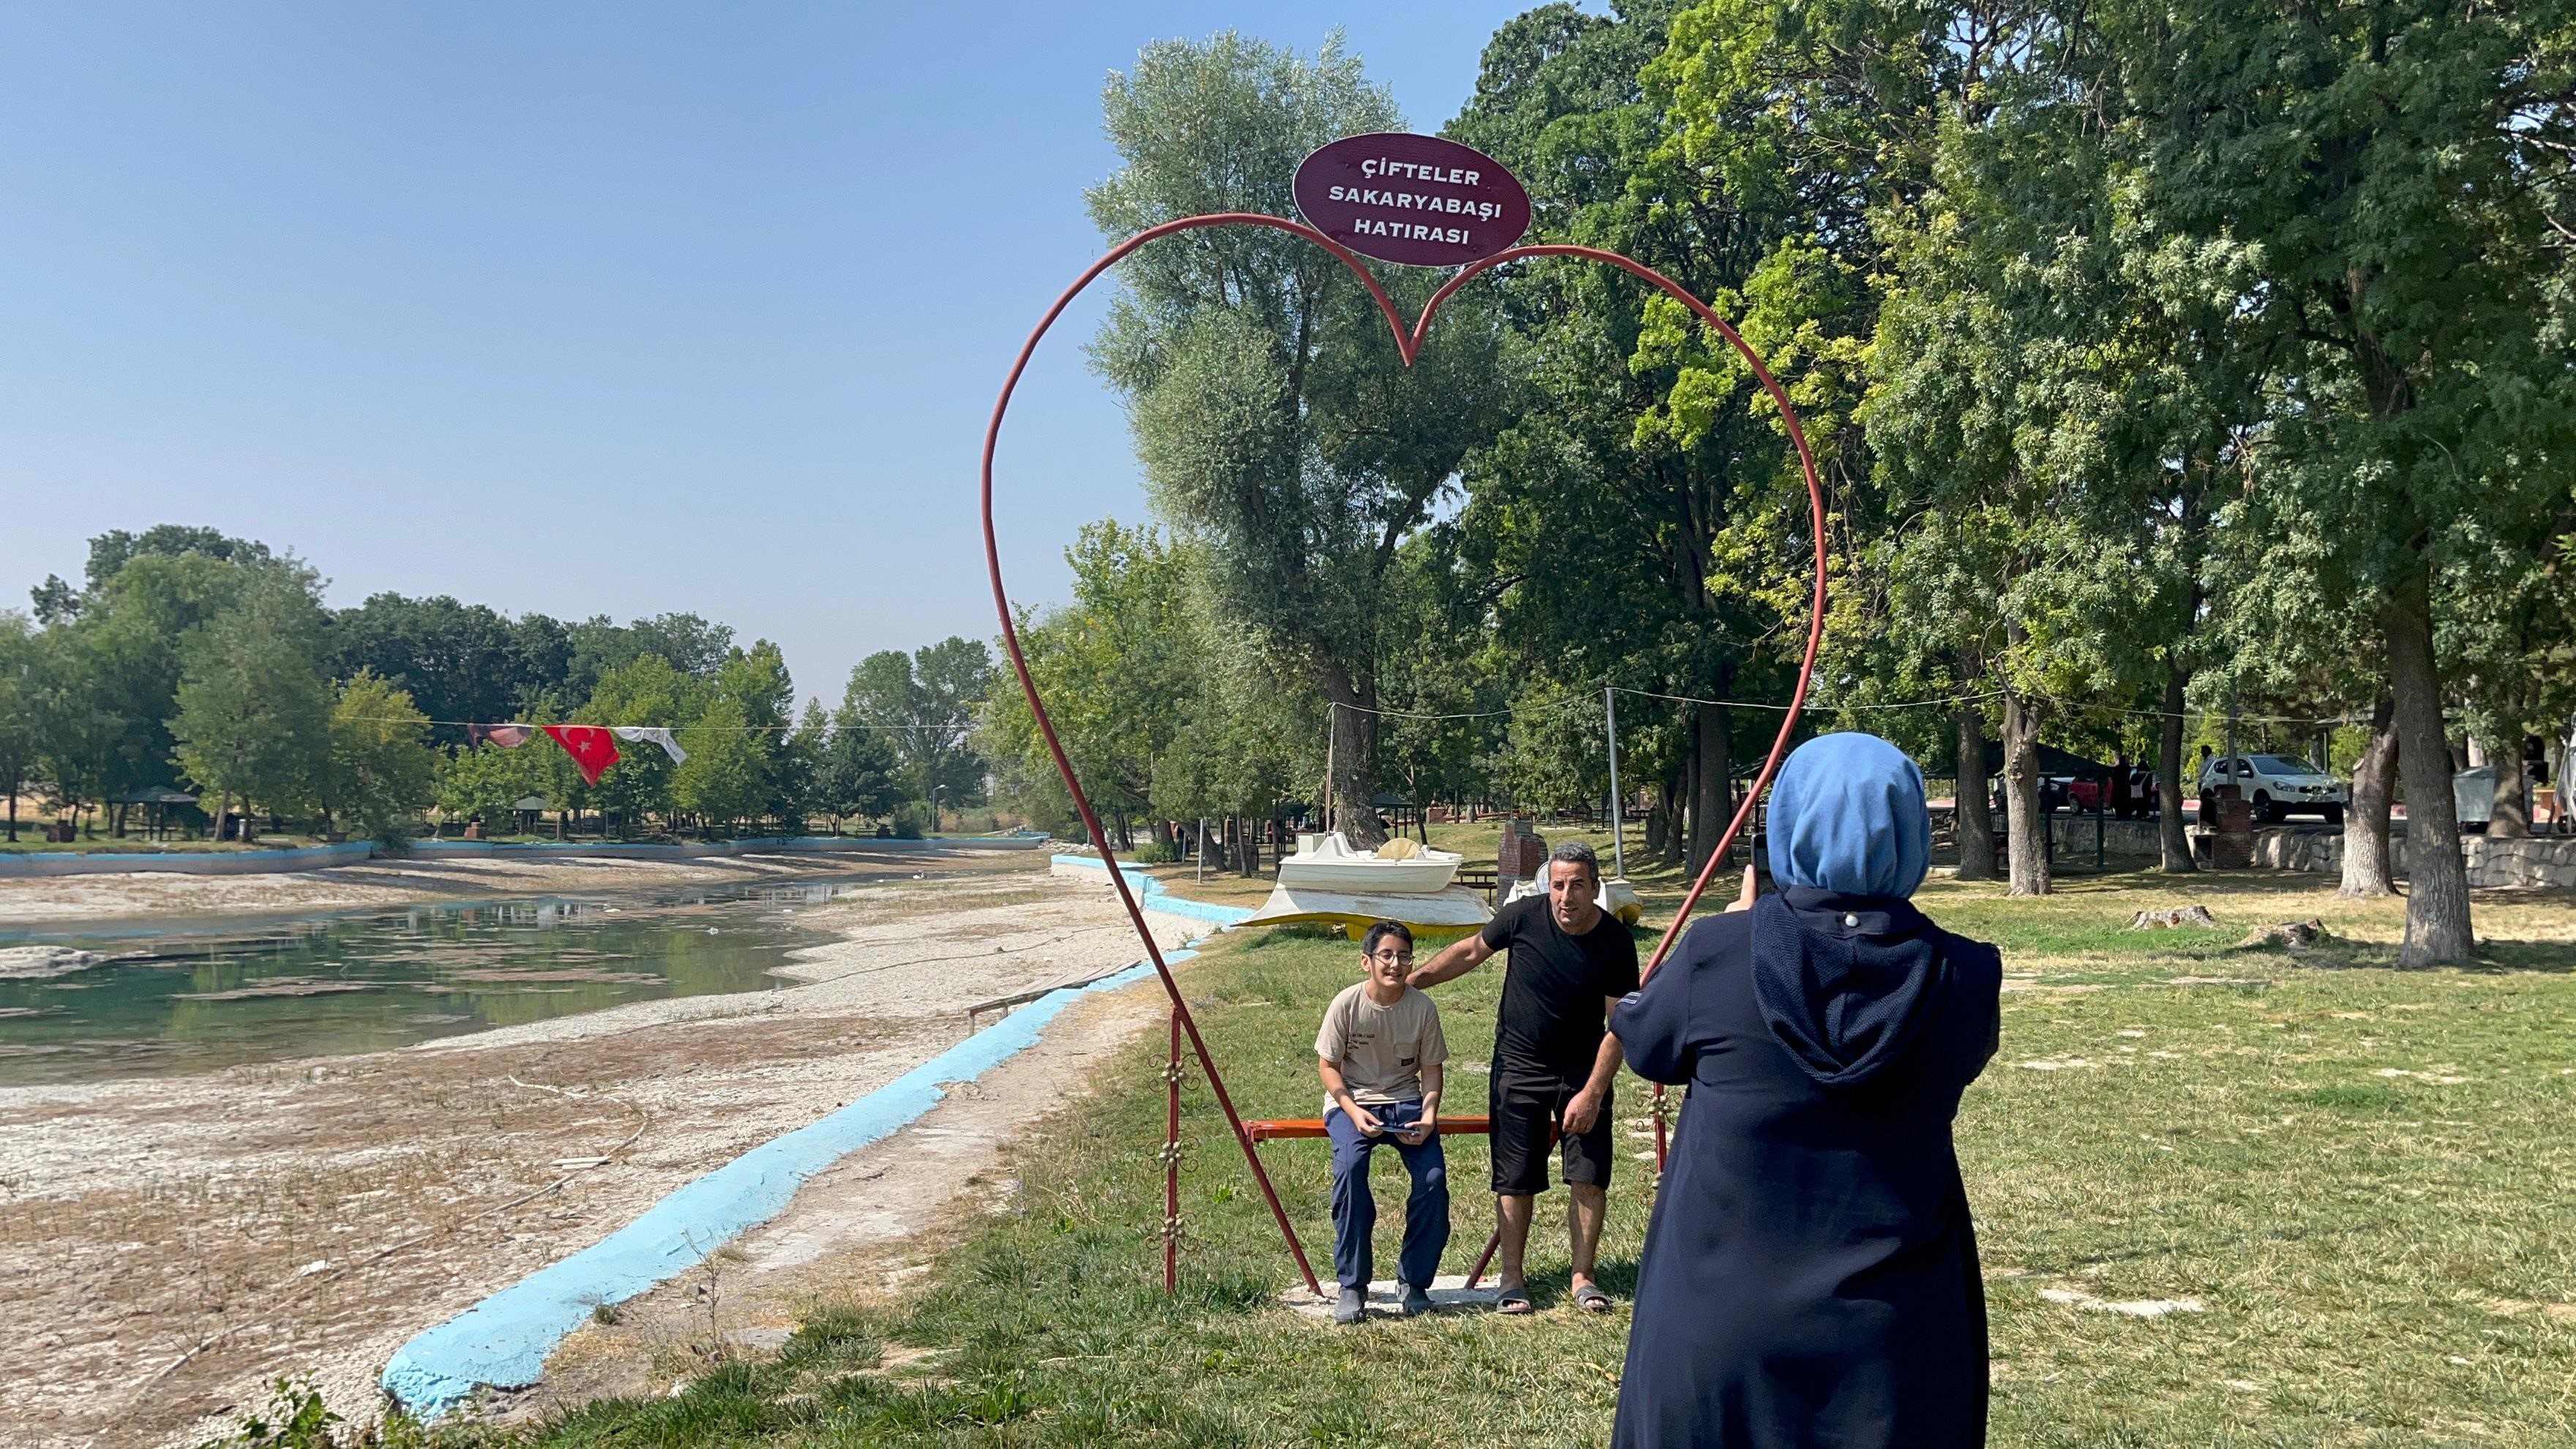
[1606,685,1626,879]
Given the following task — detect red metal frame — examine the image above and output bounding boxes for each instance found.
[981,214,1826,1298]
[1164,1007,1182,1294]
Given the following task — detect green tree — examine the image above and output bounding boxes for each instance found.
[819,703,904,833]
[845,637,993,808]
[1148,624,1314,875]
[1450,0,1903,872]
[325,672,438,847]
[0,613,38,841]
[981,520,1198,850]
[2056,0,2576,959]
[579,655,700,836]
[168,580,334,839]
[433,737,555,829]
[1085,31,1507,848]
[710,640,798,825]
[35,542,317,829]
[330,594,574,745]
[673,697,768,835]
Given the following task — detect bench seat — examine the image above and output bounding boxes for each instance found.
[1243,1116,1491,1142]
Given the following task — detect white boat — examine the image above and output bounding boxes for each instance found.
[1275,831,1463,894]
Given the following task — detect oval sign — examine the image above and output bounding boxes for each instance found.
[1293,132,1531,269]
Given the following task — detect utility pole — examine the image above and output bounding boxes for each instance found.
[1322,701,1335,836]
[1604,685,1626,879]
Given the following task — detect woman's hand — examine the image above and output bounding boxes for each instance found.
[1723,864,1759,913]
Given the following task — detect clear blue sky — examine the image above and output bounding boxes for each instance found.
[0,3,1555,701]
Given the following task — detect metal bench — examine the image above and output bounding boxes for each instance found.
[1243,1115,1519,1286]
[1243,1116,1491,1141]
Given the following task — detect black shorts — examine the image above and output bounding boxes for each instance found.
[1489,1068,1614,1196]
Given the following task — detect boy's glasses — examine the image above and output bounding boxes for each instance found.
[1370,950,1415,966]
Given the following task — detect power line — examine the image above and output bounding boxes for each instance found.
[1325,693,1600,723]
[1614,686,2007,714]
[340,716,967,735]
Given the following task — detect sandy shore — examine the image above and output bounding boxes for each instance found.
[0,847,1027,926]
[0,858,1206,1449]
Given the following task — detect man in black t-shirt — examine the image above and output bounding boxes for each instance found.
[1409,840,1639,1314]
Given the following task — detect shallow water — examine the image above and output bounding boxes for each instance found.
[0,876,887,1086]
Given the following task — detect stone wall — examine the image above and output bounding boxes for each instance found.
[2255,828,2576,889]
[1925,803,2576,888]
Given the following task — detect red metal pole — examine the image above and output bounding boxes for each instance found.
[1164,1006,1181,1294]
[1464,1222,1502,1290]
[984,218,1827,1297]
[984,215,1384,1299]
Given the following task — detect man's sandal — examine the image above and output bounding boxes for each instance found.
[1495,1287,1535,1315]
[1573,1284,1613,1314]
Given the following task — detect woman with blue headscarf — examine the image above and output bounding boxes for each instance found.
[1608,733,2001,1448]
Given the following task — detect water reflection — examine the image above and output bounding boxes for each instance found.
[0,876,889,1086]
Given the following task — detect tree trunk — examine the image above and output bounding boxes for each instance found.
[1150,817,1176,854]
[2386,576,2474,963]
[2340,697,2397,897]
[215,790,233,845]
[2157,662,2196,874]
[1687,703,1734,875]
[5,787,15,843]
[1955,705,1996,881]
[1322,669,1387,850]
[1644,771,1675,858]
[1674,753,1698,866]
[2487,731,2529,838]
[2002,692,2050,896]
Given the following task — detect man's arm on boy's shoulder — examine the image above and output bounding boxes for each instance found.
[1409,931,1494,989]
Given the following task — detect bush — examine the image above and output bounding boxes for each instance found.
[1130,841,1177,864]
[891,803,933,839]
[195,1378,435,1448]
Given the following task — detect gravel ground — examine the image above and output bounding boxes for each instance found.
[0,858,1205,1449]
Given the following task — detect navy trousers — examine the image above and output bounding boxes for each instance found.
[1325,1101,1451,1291]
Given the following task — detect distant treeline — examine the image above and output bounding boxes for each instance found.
[0,525,995,844]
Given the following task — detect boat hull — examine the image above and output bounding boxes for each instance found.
[1274,859,1462,894]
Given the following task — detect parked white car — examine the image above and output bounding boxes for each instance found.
[2197,754,2348,825]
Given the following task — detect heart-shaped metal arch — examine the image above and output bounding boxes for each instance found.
[981,212,1828,1295]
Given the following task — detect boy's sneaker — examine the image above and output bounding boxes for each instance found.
[1399,1283,1434,1318]
[1333,1287,1366,1325]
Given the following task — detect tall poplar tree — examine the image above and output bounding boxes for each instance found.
[1085,31,1506,848]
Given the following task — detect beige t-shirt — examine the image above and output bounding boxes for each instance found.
[1315,982,1448,1114]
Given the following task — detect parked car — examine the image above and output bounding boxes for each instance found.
[2196,754,2348,825]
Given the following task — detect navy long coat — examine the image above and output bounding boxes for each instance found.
[1609,890,2001,1448]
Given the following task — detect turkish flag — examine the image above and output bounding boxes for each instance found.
[542,724,621,786]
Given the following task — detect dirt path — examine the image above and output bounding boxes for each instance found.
[0,847,1030,926]
[0,865,1202,1449]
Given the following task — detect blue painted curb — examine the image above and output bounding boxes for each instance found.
[1049,854,1256,929]
[381,954,1174,1416]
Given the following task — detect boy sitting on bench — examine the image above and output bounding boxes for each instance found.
[1316,919,1450,1324]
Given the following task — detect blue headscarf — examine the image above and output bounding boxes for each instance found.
[1764,733,1931,899]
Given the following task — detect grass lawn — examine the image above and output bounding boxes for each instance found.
[409,871,2575,1448]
